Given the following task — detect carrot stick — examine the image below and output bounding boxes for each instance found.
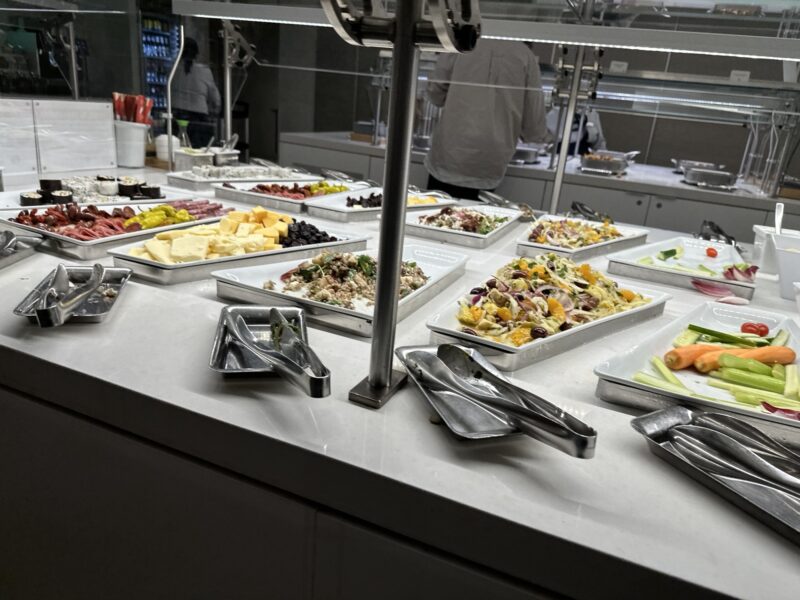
[694,348,750,373]
[739,346,797,365]
[664,344,720,370]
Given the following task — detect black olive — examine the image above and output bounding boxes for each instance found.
[469,287,485,294]
[559,322,572,331]
[531,327,548,339]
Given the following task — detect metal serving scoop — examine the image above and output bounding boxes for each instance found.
[404,350,595,458]
[226,312,330,398]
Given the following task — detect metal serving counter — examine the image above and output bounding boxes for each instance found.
[1,199,799,599]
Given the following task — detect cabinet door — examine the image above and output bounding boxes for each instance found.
[313,513,551,600]
[279,143,370,180]
[647,196,767,242]
[557,184,650,225]
[495,176,547,210]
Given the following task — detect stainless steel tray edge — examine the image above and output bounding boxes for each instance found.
[429,298,667,372]
[216,260,466,337]
[596,378,800,446]
[213,184,306,214]
[404,217,521,250]
[516,231,648,261]
[607,260,755,299]
[306,205,377,222]
[111,237,369,285]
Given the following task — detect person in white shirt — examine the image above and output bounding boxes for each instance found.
[171,37,221,148]
[425,40,549,200]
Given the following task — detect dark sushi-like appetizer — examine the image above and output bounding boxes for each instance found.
[50,190,74,203]
[19,191,44,206]
[140,185,162,199]
[39,179,62,192]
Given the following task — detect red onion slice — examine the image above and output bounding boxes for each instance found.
[690,278,730,297]
[762,402,800,421]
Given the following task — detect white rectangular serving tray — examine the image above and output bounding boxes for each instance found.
[427,280,669,371]
[304,187,458,222]
[167,170,322,191]
[607,236,756,299]
[213,180,369,214]
[0,201,232,260]
[109,221,370,285]
[403,205,522,249]
[516,214,648,261]
[595,302,800,441]
[212,244,468,337]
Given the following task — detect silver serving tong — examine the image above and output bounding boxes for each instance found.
[35,263,105,327]
[403,347,596,458]
[225,311,330,398]
[693,413,800,464]
[321,168,377,189]
[477,190,539,222]
[0,230,16,255]
[407,184,452,201]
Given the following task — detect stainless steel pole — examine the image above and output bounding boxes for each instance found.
[223,26,233,142]
[548,47,585,214]
[349,0,422,407]
[67,22,79,100]
[166,25,185,172]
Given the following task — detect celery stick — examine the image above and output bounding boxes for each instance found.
[687,324,766,347]
[707,378,789,402]
[633,372,689,396]
[718,353,773,376]
[650,356,687,389]
[770,330,789,346]
[672,329,700,347]
[734,391,800,410]
[708,370,723,379]
[733,392,763,406]
[785,365,799,400]
[719,368,785,394]
[772,363,786,381]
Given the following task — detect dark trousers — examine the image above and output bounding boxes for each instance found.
[427,174,492,201]
[173,109,215,149]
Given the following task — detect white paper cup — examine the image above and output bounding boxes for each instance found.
[772,233,800,300]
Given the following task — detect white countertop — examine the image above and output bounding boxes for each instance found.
[1,195,799,598]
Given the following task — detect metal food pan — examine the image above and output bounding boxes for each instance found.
[213,245,468,337]
[427,289,669,372]
[0,203,229,260]
[109,231,370,285]
[214,181,369,215]
[516,222,649,262]
[167,171,321,191]
[209,305,309,375]
[0,234,43,270]
[13,265,132,324]
[403,206,522,249]
[305,188,458,223]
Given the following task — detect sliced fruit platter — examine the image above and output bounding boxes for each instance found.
[109,207,369,284]
[516,214,648,261]
[303,187,457,222]
[596,303,800,434]
[427,253,669,370]
[607,236,757,299]
[0,200,233,260]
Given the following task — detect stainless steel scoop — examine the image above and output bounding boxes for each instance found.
[34,263,105,328]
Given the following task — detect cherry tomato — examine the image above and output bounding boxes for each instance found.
[741,322,760,335]
[706,247,718,258]
[741,322,769,336]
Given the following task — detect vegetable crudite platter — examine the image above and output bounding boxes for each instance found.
[0,200,234,260]
[516,214,648,261]
[595,302,800,444]
[109,207,370,285]
[214,180,369,214]
[212,245,467,337]
[402,205,522,248]
[426,253,669,371]
[607,236,757,299]
[304,187,457,222]
[167,164,322,191]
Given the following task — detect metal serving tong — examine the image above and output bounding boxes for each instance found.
[224,308,330,397]
[477,190,540,222]
[33,263,106,328]
[0,230,41,256]
[567,201,613,223]
[321,168,379,188]
[401,344,596,458]
[695,220,742,253]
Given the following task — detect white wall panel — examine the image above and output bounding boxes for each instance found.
[0,99,38,188]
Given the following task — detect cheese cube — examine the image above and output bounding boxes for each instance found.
[218,216,237,234]
[274,221,288,237]
[262,226,279,239]
[170,236,209,262]
[278,214,293,224]
[144,239,174,264]
[227,211,248,223]
[155,230,190,241]
[236,222,257,237]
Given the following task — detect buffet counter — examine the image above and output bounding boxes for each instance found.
[1,199,799,599]
[279,131,799,241]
